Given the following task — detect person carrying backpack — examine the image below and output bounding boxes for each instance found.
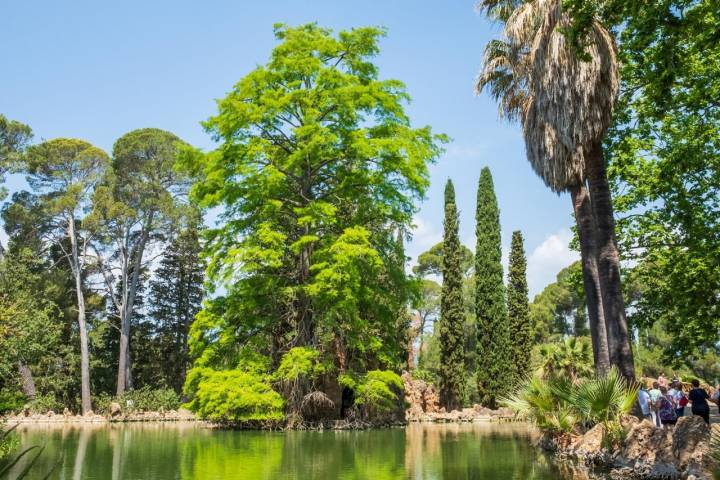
[656,386,678,427]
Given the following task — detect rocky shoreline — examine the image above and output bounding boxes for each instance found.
[540,415,715,480]
[3,407,198,424]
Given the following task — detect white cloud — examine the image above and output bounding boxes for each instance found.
[526,228,579,297]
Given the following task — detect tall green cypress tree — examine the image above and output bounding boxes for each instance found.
[507,230,531,386]
[475,167,508,408]
[439,179,465,411]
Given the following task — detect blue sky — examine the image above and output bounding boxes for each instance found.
[0,0,577,296]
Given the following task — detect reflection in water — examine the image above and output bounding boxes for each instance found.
[12,422,608,479]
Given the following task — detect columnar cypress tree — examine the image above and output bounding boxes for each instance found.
[475,167,508,408]
[439,179,465,411]
[507,230,530,386]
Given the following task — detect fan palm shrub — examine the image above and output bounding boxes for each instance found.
[504,367,638,448]
[537,337,594,382]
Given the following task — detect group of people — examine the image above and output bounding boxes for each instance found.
[638,374,717,427]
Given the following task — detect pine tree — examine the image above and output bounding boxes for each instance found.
[474,167,508,408]
[148,218,205,393]
[438,180,465,411]
[507,230,531,386]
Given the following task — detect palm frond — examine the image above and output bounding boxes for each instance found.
[478,0,619,192]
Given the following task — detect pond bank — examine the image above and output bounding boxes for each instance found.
[539,415,714,480]
[3,408,199,424]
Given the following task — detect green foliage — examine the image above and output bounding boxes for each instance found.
[182,23,445,418]
[507,230,531,385]
[537,337,595,382]
[530,261,587,341]
[0,391,25,415]
[413,241,473,278]
[599,0,720,361]
[184,367,284,423]
[0,249,64,400]
[0,115,32,200]
[415,332,440,384]
[92,388,181,416]
[503,376,579,434]
[25,394,64,415]
[92,128,192,395]
[504,368,638,441]
[148,215,205,393]
[571,369,638,425]
[274,347,328,383]
[633,322,719,384]
[474,167,509,408]
[117,387,181,413]
[343,370,403,415]
[438,180,466,411]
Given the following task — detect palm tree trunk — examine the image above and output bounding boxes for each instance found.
[586,143,636,381]
[571,184,611,375]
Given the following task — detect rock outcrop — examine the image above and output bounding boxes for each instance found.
[402,371,515,423]
[403,371,441,420]
[557,415,714,479]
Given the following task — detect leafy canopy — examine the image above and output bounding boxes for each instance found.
[182,24,445,421]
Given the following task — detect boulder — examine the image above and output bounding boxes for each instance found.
[622,418,674,466]
[574,423,605,456]
[671,415,712,476]
[110,402,122,418]
[63,407,71,417]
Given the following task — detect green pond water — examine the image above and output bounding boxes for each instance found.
[11,422,599,479]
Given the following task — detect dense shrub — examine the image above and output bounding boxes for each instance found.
[0,390,25,414]
[504,368,638,445]
[92,387,181,415]
[340,370,403,417]
[273,347,328,383]
[184,367,284,423]
[26,394,64,414]
[122,386,181,412]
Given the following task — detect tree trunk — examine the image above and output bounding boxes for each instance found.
[68,217,92,414]
[571,184,611,375]
[116,214,153,395]
[295,239,315,346]
[116,298,131,396]
[586,143,636,381]
[17,361,36,399]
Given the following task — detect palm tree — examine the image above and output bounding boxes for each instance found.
[538,337,594,383]
[476,0,634,380]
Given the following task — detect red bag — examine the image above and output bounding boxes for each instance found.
[679,395,688,407]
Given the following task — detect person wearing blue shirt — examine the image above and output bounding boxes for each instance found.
[638,388,652,422]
